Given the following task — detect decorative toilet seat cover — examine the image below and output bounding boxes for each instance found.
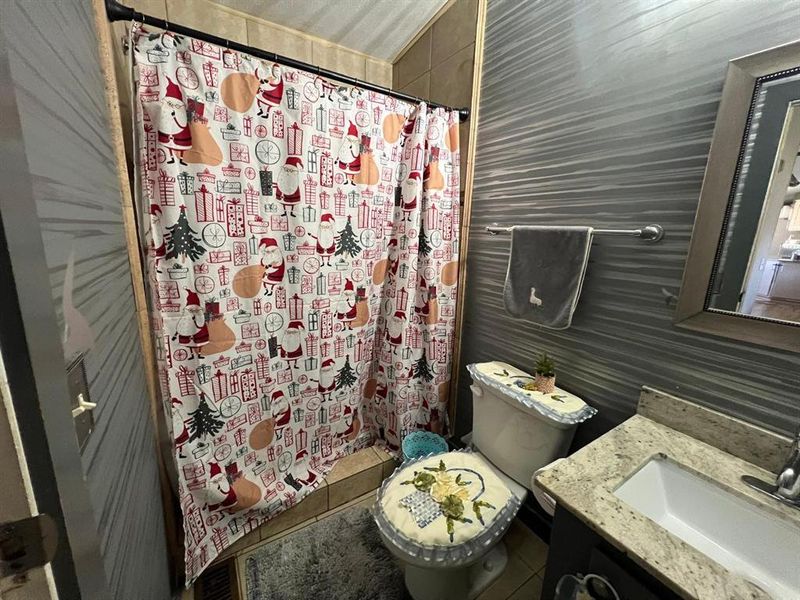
[374,451,521,562]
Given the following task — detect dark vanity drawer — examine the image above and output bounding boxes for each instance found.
[542,506,681,600]
[585,547,663,600]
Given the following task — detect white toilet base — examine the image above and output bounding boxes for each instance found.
[403,541,509,600]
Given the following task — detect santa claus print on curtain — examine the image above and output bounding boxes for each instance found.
[132,24,460,584]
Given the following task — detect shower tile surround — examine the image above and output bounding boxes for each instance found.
[115,0,392,85]
[536,389,796,599]
[214,447,397,563]
[110,0,393,163]
[393,0,478,189]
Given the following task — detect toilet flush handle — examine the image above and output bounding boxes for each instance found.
[470,384,483,399]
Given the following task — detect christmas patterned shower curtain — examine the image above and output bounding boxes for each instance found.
[131,24,460,582]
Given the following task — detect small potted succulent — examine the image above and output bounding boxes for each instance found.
[534,352,556,394]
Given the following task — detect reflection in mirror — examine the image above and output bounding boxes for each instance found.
[708,74,800,326]
[676,40,800,351]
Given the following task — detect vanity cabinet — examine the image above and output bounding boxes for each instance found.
[541,506,682,600]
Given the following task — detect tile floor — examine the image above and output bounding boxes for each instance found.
[478,518,547,600]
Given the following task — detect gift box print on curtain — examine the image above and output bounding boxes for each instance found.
[131,25,461,582]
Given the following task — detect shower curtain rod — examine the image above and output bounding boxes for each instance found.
[104,0,471,122]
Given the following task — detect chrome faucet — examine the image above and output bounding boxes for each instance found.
[743,424,800,509]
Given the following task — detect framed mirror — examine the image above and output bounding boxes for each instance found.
[676,39,800,352]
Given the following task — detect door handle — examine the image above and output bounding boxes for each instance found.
[71,393,97,418]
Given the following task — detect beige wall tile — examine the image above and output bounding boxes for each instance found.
[166,0,248,44]
[312,41,366,80]
[381,457,399,480]
[246,19,313,63]
[232,518,311,583]
[157,1,391,88]
[216,483,328,561]
[371,446,400,480]
[328,463,382,508]
[216,527,260,561]
[432,0,479,67]
[130,0,167,19]
[392,61,401,89]
[258,519,309,546]
[429,43,474,107]
[317,488,377,519]
[366,58,392,87]
[371,445,395,465]
[180,583,196,600]
[258,482,328,539]
[459,121,471,151]
[326,447,382,483]
[401,72,431,100]
[109,22,134,159]
[394,29,432,88]
[459,121,471,185]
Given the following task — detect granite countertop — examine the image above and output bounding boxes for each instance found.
[535,414,800,600]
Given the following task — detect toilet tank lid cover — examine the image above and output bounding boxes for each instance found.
[468,362,597,425]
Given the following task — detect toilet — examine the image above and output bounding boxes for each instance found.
[373,361,596,600]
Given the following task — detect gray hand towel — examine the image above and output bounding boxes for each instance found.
[502,226,593,329]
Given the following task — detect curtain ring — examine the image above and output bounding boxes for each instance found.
[164,20,169,32]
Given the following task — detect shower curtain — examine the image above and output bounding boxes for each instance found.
[131,24,460,581]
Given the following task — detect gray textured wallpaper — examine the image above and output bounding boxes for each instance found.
[458,0,800,440]
[1,1,171,598]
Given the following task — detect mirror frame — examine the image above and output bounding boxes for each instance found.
[675,39,800,353]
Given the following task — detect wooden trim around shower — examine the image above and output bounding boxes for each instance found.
[90,0,182,586]
[448,0,489,433]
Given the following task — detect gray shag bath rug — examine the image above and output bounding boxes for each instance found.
[242,505,408,600]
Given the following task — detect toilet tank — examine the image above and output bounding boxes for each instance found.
[467,362,596,491]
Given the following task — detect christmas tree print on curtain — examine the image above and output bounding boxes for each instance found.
[188,394,224,441]
[335,355,357,389]
[165,205,206,261]
[418,222,432,257]
[334,215,361,258]
[413,350,435,382]
[132,23,460,584]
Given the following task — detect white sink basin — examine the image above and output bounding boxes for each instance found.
[614,456,800,599]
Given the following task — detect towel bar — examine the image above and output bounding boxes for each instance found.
[485,224,664,242]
